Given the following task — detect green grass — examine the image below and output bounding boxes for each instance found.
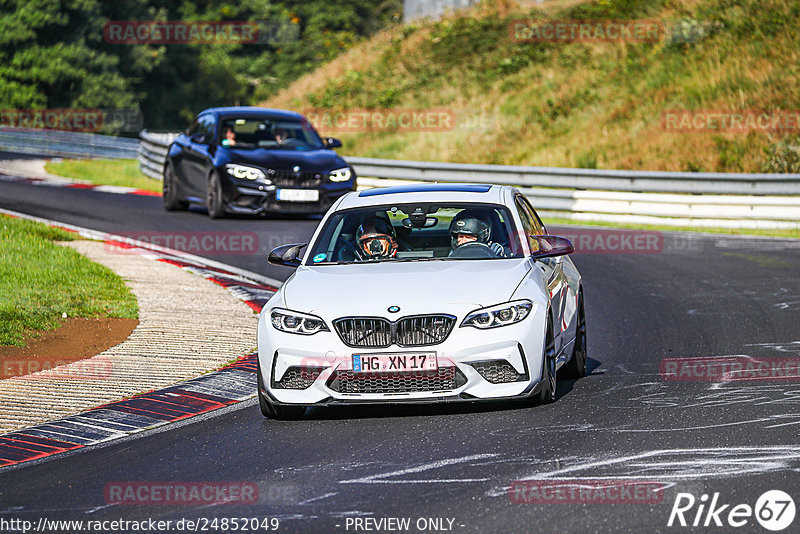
[45,159,161,193]
[0,215,138,347]
[541,217,800,239]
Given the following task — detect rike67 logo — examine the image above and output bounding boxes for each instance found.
[668,490,795,531]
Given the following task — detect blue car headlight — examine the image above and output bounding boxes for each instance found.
[225,164,269,182]
[270,308,329,335]
[328,167,352,182]
[461,300,533,329]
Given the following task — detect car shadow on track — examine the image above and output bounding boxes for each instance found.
[553,356,604,401]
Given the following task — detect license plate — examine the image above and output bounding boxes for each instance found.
[277,189,319,202]
[352,353,437,373]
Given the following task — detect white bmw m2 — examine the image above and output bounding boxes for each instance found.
[257,184,586,418]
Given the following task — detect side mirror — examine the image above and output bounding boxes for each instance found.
[268,243,307,268]
[325,137,343,149]
[530,235,574,259]
[190,132,211,145]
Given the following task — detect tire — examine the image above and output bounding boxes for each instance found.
[162,162,188,211]
[206,171,225,219]
[257,364,306,420]
[562,290,587,379]
[539,320,557,404]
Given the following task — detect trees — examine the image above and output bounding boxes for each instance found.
[0,0,402,131]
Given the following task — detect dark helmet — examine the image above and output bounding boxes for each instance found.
[449,210,491,248]
[357,217,397,258]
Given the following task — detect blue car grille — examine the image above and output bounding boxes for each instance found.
[268,169,323,188]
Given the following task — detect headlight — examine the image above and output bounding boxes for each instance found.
[225,164,268,182]
[270,308,329,335]
[461,300,533,329]
[329,167,352,182]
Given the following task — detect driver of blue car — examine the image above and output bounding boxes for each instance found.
[449,210,508,257]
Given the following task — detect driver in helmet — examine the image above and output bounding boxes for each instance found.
[356,217,398,259]
[449,210,509,257]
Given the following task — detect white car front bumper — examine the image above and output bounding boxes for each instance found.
[257,304,549,406]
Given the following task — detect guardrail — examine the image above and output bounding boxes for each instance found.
[345,157,800,196]
[0,128,137,159]
[136,131,800,229]
[138,130,178,179]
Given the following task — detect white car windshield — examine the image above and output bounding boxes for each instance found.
[307,203,524,264]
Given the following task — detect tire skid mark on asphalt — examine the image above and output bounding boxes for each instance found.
[339,453,500,484]
[483,446,800,498]
[0,213,278,469]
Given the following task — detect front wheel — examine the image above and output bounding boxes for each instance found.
[206,172,225,219]
[257,365,306,420]
[539,321,557,404]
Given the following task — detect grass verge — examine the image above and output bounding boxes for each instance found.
[0,215,138,347]
[44,159,161,193]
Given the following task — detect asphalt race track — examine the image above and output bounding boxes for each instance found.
[1,175,800,533]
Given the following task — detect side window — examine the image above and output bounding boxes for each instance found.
[185,119,200,136]
[197,115,216,136]
[187,115,216,144]
[518,196,546,235]
[514,196,538,252]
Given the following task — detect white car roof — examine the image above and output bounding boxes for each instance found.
[336,183,514,210]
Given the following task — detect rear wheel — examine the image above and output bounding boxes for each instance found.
[257,364,306,420]
[539,321,557,404]
[206,171,225,219]
[562,290,587,379]
[162,162,188,211]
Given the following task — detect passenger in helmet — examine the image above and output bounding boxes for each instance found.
[356,217,398,259]
[449,210,509,257]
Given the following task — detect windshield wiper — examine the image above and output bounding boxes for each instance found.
[394,256,443,262]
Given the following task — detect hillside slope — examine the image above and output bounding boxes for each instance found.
[264,0,800,173]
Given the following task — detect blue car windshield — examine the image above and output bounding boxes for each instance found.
[219,118,324,150]
[308,204,524,264]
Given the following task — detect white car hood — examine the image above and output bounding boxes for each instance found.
[283,259,531,318]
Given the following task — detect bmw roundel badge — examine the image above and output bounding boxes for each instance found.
[388,306,400,313]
